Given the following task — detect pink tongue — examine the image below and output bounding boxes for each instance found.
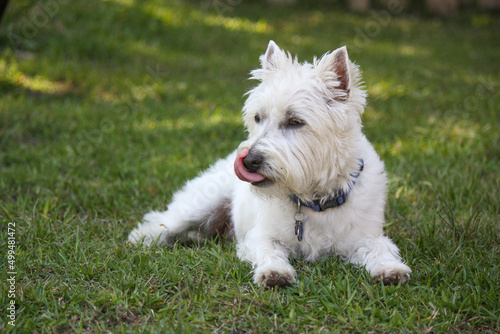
[234,148,266,183]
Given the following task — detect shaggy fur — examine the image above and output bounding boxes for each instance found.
[128,41,411,287]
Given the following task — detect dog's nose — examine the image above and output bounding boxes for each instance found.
[242,151,263,173]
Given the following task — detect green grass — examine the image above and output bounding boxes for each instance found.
[1,0,499,332]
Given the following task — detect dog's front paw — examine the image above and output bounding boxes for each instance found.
[372,263,411,285]
[254,265,297,288]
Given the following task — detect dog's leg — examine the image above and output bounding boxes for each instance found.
[245,239,297,288]
[232,193,298,288]
[237,234,297,288]
[128,153,237,246]
[343,234,412,284]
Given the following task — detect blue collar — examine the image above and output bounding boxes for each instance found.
[292,159,364,212]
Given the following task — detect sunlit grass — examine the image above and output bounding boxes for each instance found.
[203,14,270,34]
[135,111,241,132]
[0,60,71,95]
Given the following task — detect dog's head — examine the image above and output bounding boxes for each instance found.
[234,41,367,201]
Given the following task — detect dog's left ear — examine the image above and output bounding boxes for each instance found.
[261,40,286,71]
[317,46,350,102]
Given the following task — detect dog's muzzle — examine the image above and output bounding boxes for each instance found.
[234,148,270,186]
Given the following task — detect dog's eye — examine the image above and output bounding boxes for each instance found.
[254,114,261,123]
[287,118,304,127]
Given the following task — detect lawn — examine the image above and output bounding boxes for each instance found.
[1,0,499,333]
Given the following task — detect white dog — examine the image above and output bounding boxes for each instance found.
[128,41,411,288]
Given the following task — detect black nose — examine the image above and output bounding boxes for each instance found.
[243,151,263,173]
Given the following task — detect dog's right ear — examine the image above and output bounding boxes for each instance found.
[317,46,351,102]
[331,46,350,99]
[261,40,284,71]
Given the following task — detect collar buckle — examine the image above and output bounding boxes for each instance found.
[291,159,364,213]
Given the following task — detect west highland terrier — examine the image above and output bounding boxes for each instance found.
[128,41,412,287]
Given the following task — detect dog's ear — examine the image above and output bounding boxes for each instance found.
[317,46,351,102]
[261,40,285,71]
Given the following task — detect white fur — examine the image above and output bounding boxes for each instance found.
[128,41,411,287]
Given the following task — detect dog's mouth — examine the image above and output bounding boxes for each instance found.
[234,148,270,186]
[250,178,273,187]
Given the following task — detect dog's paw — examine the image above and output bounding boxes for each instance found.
[372,263,411,285]
[127,222,169,247]
[254,265,297,288]
[376,272,410,285]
